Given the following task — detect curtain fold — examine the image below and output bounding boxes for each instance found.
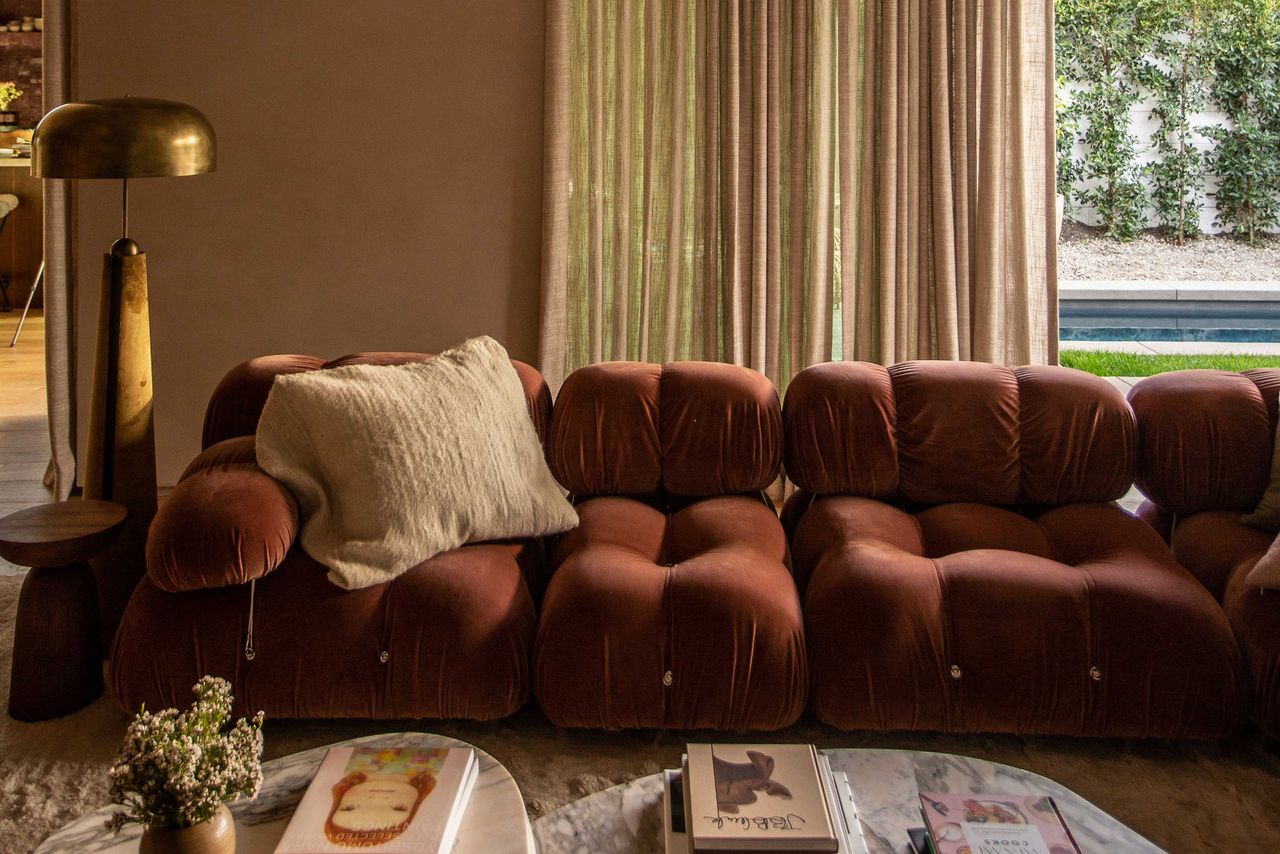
[541,0,1056,392]
[41,0,76,499]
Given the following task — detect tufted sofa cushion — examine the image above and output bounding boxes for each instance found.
[1129,369,1280,517]
[547,361,782,499]
[147,436,298,593]
[795,496,1242,736]
[787,360,1242,738]
[784,361,1136,506]
[1129,368,1280,737]
[203,351,553,448]
[116,349,551,721]
[114,539,537,720]
[534,496,806,730]
[535,360,805,730]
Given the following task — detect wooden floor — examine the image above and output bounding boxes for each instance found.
[0,309,57,519]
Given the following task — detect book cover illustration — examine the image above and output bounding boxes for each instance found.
[275,746,473,853]
[687,743,837,851]
[918,792,1081,854]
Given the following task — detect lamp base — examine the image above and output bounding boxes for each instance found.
[83,247,157,650]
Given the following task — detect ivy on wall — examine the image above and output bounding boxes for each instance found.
[1056,0,1280,243]
[1204,0,1280,242]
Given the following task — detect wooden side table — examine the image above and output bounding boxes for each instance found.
[0,499,126,721]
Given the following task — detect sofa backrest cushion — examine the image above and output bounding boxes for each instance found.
[202,351,553,448]
[548,361,782,498]
[1129,369,1280,516]
[784,361,1136,506]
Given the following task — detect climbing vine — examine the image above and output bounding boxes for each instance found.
[1055,0,1280,242]
[1204,0,1280,242]
[1056,0,1168,241]
[1138,0,1214,243]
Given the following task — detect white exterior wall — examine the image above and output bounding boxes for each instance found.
[1063,88,1232,234]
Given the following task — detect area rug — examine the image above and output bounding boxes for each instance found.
[2,574,1278,852]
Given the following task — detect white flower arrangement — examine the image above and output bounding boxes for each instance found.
[106,676,265,831]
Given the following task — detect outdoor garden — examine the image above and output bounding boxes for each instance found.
[1054,0,1280,375]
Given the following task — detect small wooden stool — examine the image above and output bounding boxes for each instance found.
[0,500,126,721]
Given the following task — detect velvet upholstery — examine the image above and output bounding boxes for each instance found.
[147,437,298,593]
[1130,368,1280,736]
[112,542,536,719]
[534,361,804,730]
[788,361,1242,737]
[547,361,782,498]
[202,352,553,447]
[113,351,552,720]
[1128,370,1274,516]
[784,361,1136,505]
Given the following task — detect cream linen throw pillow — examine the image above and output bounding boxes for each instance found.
[255,336,577,590]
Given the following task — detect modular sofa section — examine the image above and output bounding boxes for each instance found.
[785,361,1243,737]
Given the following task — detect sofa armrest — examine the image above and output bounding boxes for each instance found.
[147,437,299,592]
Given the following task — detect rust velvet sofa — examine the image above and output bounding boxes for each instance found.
[533,361,807,730]
[110,352,552,720]
[1128,369,1280,738]
[115,353,1254,739]
[781,361,1243,738]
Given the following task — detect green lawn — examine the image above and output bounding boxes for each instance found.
[1060,350,1280,377]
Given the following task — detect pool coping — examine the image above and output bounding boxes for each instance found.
[1061,280,1280,301]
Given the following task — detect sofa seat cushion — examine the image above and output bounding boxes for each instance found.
[797,497,1242,737]
[112,541,536,720]
[533,495,806,730]
[1170,510,1273,600]
[1170,510,1280,736]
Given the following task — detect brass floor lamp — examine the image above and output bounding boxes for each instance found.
[32,97,215,643]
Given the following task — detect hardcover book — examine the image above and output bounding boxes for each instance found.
[274,746,478,853]
[685,744,839,852]
[917,791,1082,854]
[664,768,690,854]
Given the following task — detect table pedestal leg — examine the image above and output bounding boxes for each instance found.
[8,561,104,721]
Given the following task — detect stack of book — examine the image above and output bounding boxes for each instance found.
[273,745,479,853]
[663,743,868,854]
[909,791,1082,854]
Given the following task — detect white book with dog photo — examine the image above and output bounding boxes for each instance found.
[685,743,838,852]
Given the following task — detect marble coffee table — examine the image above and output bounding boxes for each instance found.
[36,732,535,854]
[533,748,1164,854]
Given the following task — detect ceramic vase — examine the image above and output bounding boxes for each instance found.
[139,805,235,854]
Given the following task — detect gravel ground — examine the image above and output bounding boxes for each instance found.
[1058,222,1280,281]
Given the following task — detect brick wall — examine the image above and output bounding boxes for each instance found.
[0,0,41,128]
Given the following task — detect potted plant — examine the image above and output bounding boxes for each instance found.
[106,676,265,854]
[0,81,21,128]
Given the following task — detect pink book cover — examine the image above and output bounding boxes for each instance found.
[274,746,474,853]
[918,792,1082,854]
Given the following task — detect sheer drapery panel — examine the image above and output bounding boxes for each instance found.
[541,0,1056,392]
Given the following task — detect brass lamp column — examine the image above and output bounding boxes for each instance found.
[33,98,216,646]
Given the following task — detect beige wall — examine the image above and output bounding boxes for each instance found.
[76,1,546,484]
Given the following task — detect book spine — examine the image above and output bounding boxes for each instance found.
[1049,798,1084,854]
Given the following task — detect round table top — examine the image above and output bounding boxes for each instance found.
[35,732,535,854]
[532,747,1164,854]
[0,499,126,567]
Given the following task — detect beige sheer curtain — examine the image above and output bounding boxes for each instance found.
[42,0,76,498]
[840,0,1056,365]
[541,0,839,392]
[540,0,1056,392]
